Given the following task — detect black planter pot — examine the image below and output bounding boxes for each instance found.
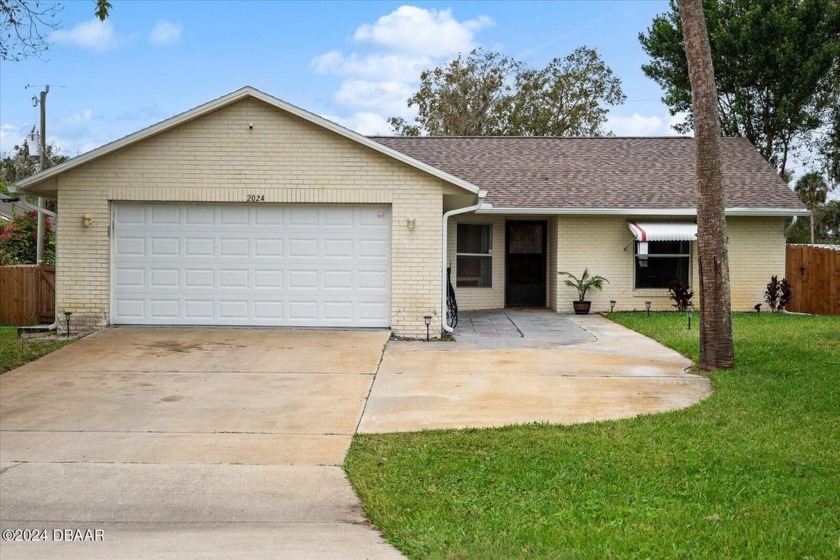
[572,301,592,315]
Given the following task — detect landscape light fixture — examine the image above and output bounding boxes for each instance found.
[754,303,762,313]
[645,301,652,317]
[609,300,616,313]
[63,311,72,338]
[688,307,693,330]
[424,315,432,341]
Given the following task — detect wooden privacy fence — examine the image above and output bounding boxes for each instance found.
[0,265,56,325]
[785,245,840,316]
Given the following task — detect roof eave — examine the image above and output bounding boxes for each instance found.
[475,206,809,217]
[16,86,480,196]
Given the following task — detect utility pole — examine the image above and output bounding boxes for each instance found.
[35,85,49,264]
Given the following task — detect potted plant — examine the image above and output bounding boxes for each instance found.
[558,269,609,315]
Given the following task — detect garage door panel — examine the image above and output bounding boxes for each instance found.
[112,204,390,327]
[184,300,213,319]
[220,238,249,257]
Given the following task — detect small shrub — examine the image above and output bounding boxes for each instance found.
[765,275,794,312]
[765,276,781,311]
[779,278,794,311]
[668,279,693,311]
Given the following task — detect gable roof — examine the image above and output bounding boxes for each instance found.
[15,87,480,196]
[372,136,807,216]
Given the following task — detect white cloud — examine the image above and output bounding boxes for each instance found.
[665,111,690,136]
[353,6,492,57]
[312,51,433,82]
[607,113,664,136]
[0,123,29,154]
[62,109,93,128]
[51,18,120,51]
[322,112,393,136]
[333,80,414,121]
[149,20,183,45]
[312,5,492,135]
[606,111,692,137]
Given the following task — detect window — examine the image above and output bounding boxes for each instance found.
[457,224,492,287]
[635,240,690,289]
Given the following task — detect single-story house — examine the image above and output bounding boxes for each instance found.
[15,87,807,338]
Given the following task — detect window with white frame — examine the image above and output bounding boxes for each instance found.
[634,240,690,289]
[457,224,492,287]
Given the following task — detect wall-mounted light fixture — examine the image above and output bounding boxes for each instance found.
[645,301,652,317]
[82,214,93,227]
[406,218,416,230]
[424,315,432,341]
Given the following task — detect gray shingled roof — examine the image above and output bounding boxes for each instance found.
[371,136,805,211]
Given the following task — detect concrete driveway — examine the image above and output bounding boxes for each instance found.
[1,313,711,558]
[0,328,402,559]
[359,311,712,432]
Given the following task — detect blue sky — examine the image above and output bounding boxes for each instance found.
[0,1,681,158]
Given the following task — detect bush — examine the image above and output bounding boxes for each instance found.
[765,275,794,312]
[0,211,55,265]
[668,279,694,311]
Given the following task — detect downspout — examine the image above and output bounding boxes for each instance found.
[441,190,486,333]
[784,215,798,238]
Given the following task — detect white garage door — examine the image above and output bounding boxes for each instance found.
[112,203,391,327]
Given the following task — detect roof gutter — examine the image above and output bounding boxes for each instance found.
[441,191,486,333]
[475,206,809,217]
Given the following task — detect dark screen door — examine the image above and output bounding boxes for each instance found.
[506,221,547,307]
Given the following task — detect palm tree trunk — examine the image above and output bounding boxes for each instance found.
[810,210,816,243]
[679,0,734,369]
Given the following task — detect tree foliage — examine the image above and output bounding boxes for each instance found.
[817,66,840,187]
[639,0,840,177]
[793,172,831,243]
[1,141,67,191]
[787,201,840,244]
[389,47,626,137]
[1,0,111,61]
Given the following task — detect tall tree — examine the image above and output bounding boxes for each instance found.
[505,47,626,136]
[794,172,829,243]
[389,50,522,136]
[817,63,840,188]
[389,47,625,137]
[1,0,112,61]
[640,0,840,177]
[680,0,734,370]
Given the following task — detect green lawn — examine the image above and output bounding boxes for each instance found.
[0,326,74,373]
[345,313,840,559]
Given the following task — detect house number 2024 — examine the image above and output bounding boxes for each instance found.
[246,194,265,202]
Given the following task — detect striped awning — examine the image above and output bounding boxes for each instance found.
[628,222,697,242]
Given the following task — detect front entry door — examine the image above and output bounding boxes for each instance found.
[506,221,547,307]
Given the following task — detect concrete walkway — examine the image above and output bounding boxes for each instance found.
[359,310,712,432]
[0,328,402,560]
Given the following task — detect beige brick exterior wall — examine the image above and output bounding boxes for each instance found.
[448,214,553,310]
[448,214,786,314]
[54,97,450,338]
[726,216,787,309]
